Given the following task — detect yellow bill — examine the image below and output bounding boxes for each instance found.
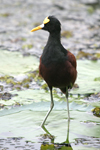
[31,16,50,32]
[31,25,42,32]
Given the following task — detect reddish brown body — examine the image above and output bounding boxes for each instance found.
[39,50,77,93]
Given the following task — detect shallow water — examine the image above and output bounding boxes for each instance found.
[0,0,100,149]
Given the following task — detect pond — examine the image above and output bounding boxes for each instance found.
[0,0,100,149]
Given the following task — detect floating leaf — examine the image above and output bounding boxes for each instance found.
[61,30,73,38]
[0,105,99,144]
[94,77,100,81]
[0,50,39,75]
[71,60,100,95]
[76,51,93,59]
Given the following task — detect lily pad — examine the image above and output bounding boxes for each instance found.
[0,88,99,108]
[0,103,99,145]
[0,50,100,149]
[71,60,100,95]
[0,50,100,95]
[0,50,39,75]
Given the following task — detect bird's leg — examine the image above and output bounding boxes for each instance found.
[66,87,70,121]
[64,117,70,144]
[66,87,70,142]
[66,113,70,144]
[41,87,54,128]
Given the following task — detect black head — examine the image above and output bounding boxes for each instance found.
[42,16,61,33]
[31,16,61,34]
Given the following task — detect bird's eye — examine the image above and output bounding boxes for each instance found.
[43,17,50,24]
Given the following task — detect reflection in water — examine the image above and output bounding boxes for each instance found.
[41,118,73,150]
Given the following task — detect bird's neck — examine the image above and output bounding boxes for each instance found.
[47,32,61,45]
[41,31,67,67]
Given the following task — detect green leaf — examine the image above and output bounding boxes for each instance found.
[71,60,100,95]
[0,108,100,144]
[0,50,39,75]
[0,100,94,117]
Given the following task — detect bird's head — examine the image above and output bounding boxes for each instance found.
[31,16,61,33]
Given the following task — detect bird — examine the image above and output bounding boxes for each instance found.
[31,16,77,128]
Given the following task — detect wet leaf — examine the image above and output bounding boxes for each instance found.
[95,53,100,59]
[94,77,100,81]
[0,50,39,75]
[61,31,73,38]
[22,44,33,49]
[41,144,54,150]
[71,60,100,95]
[87,6,95,14]
[76,51,93,59]
[0,105,100,144]
[0,13,11,17]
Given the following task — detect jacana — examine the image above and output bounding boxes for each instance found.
[31,16,77,128]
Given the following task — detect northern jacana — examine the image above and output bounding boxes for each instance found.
[31,16,77,128]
